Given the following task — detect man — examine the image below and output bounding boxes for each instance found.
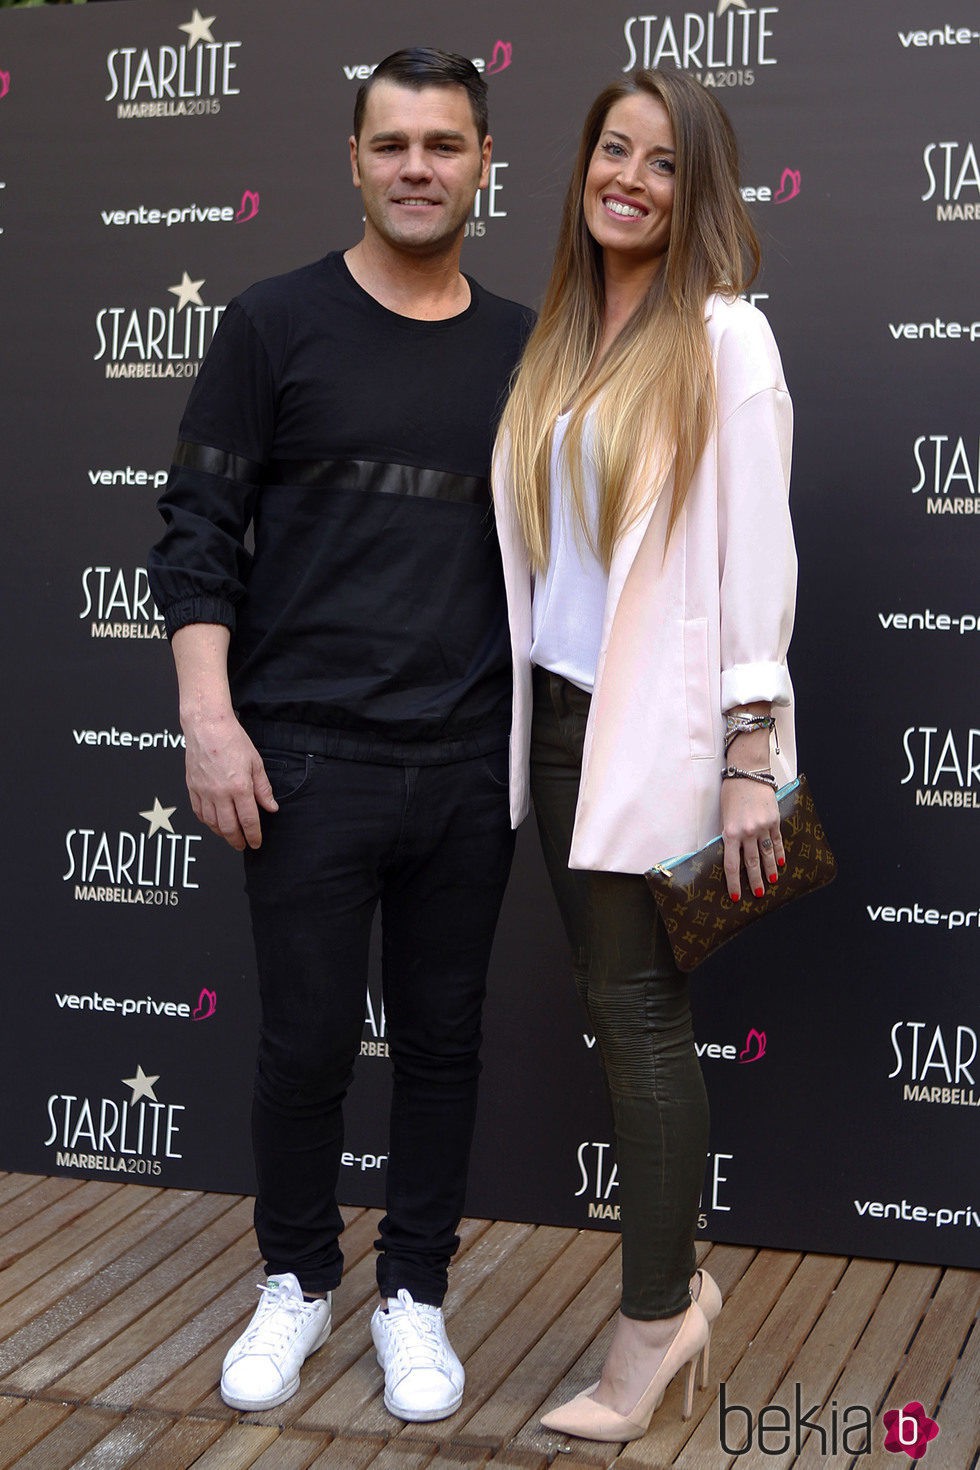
[148,49,532,1422]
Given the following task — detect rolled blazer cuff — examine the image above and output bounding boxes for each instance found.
[721,661,792,710]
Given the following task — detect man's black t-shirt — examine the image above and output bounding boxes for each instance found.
[149,253,534,761]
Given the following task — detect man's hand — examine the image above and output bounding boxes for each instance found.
[183,714,278,851]
[170,622,278,851]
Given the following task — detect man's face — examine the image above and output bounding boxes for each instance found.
[350,81,492,256]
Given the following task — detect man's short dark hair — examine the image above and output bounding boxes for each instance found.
[353,48,489,144]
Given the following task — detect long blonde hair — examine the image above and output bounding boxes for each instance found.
[499,69,760,570]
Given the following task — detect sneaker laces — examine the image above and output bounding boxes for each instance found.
[384,1289,451,1376]
[237,1280,317,1356]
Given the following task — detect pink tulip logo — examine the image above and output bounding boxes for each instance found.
[738,1028,767,1063]
[235,189,260,223]
[774,168,801,203]
[0,72,10,101]
[486,40,513,75]
[192,987,217,1021]
[882,1402,939,1459]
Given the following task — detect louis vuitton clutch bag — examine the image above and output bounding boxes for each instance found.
[644,774,837,972]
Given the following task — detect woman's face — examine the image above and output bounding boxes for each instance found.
[582,92,675,270]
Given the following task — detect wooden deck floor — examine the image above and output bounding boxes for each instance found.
[0,1172,976,1470]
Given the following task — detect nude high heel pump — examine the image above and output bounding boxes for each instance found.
[691,1268,722,1389]
[539,1301,710,1443]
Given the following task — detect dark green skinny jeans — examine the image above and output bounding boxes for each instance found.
[531,667,710,1319]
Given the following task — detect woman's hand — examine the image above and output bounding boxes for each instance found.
[721,776,784,902]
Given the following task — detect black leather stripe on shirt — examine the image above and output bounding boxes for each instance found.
[265,457,489,505]
[173,440,265,483]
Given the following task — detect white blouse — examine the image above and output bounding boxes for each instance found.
[530,412,609,693]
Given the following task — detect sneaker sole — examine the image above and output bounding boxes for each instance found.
[382,1386,464,1422]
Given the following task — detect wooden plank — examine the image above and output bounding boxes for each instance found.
[0,1407,121,1470]
[0,1181,235,1375]
[0,1182,162,1307]
[0,1186,222,1350]
[53,1204,258,1401]
[0,1174,46,1210]
[178,1422,281,1469]
[0,1400,74,1469]
[0,1396,25,1427]
[792,1261,942,1470]
[929,1302,980,1470]
[121,1415,228,1470]
[460,1247,622,1446]
[3,1194,252,1396]
[859,1267,980,1470]
[726,1256,894,1470]
[306,1436,389,1469]
[425,1447,492,1467]
[246,1426,339,1470]
[59,1408,174,1469]
[0,1175,84,1237]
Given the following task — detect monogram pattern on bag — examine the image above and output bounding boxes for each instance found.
[645,776,837,971]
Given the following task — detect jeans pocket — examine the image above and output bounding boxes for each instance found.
[481,747,510,788]
[258,749,313,803]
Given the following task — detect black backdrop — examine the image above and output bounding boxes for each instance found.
[0,0,977,1270]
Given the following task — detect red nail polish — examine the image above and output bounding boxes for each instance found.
[730,892,740,903]
[768,873,778,885]
[776,857,785,868]
[754,886,764,898]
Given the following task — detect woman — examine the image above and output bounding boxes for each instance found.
[492,69,797,1442]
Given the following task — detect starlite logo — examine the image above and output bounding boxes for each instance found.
[910,431,979,514]
[889,1020,980,1108]
[100,188,259,229]
[46,1065,186,1178]
[900,724,980,808]
[623,3,779,85]
[80,565,167,641]
[106,10,241,120]
[62,798,202,907]
[362,979,388,1058]
[575,1142,734,1222]
[94,272,225,380]
[922,140,980,220]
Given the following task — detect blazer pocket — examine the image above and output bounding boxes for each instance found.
[683,617,716,759]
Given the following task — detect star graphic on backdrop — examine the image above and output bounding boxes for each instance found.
[122,1066,160,1104]
[168,272,205,311]
[716,0,747,14]
[178,9,216,47]
[139,798,177,836]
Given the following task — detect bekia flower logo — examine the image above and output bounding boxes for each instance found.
[486,40,512,75]
[882,1402,939,1459]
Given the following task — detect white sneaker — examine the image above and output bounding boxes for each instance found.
[220,1273,331,1411]
[371,1288,464,1421]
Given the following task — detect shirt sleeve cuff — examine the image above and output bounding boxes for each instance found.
[162,597,236,640]
[721,662,792,710]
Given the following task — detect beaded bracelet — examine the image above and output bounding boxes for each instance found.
[721,765,778,790]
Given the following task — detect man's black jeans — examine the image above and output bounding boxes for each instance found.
[243,744,515,1305]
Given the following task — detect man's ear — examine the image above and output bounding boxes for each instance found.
[479,133,493,190]
[349,135,361,188]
